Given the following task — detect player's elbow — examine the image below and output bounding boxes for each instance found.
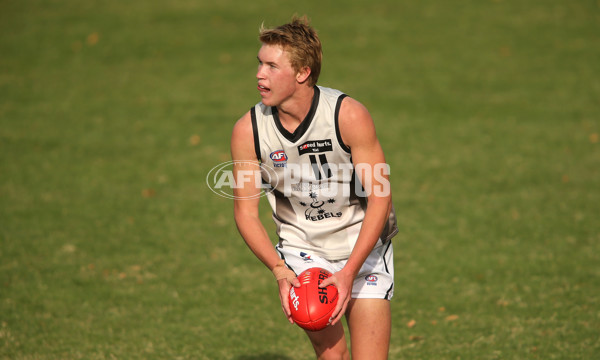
[234,202,259,227]
[367,191,393,218]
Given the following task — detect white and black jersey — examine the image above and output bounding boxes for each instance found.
[251,86,398,260]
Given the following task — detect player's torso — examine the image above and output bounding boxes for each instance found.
[252,86,367,259]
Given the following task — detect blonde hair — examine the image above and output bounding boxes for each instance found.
[259,16,322,87]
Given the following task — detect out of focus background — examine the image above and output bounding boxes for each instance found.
[1,1,598,359]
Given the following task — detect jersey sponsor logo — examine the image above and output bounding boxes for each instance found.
[298,139,332,155]
[269,150,288,168]
[365,274,378,286]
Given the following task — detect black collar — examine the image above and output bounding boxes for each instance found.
[272,86,320,143]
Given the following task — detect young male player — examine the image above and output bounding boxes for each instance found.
[231,16,398,359]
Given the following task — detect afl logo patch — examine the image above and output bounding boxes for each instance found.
[365,275,378,286]
[270,150,287,162]
[270,150,288,167]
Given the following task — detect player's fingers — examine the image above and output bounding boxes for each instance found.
[280,297,295,324]
[280,302,294,324]
[280,294,290,314]
[282,300,294,322]
[277,279,294,322]
[329,291,349,326]
[318,275,336,288]
[330,295,345,322]
[289,276,301,288]
[330,297,349,326]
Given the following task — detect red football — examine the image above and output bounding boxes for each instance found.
[289,267,339,331]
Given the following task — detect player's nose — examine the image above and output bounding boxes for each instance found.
[256,64,266,80]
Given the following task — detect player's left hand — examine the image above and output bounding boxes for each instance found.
[319,268,354,326]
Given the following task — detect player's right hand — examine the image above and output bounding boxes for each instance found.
[277,276,300,323]
[272,260,300,322]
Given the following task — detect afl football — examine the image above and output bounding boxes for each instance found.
[289,267,339,331]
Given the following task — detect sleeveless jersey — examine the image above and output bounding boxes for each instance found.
[251,86,398,260]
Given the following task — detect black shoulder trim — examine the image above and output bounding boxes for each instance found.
[250,106,261,162]
[334,94,351,153]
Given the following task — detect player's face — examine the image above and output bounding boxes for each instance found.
[256,44,298,107]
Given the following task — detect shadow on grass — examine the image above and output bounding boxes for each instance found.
[235,354,293,360]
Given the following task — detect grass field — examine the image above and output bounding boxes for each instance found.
[1,0,599,359]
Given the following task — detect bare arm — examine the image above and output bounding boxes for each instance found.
[322,97,393,325]
[231,111,299,323]
[339,97,392,279]
[231,112,279,268]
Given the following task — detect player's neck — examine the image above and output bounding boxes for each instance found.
[276,85,315,132]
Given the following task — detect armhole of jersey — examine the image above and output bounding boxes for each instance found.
[250,106,261,162]
[334,94,351,154]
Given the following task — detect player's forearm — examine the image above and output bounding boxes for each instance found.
[234,210,281,270]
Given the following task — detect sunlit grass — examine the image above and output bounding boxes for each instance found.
[1,0,599,359]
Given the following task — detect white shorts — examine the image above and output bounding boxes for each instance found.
[276,242,394,300]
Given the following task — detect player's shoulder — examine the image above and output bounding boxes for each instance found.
[231,110,255,154]
[314,85,369,122]
[317,85,345,99]
[232,110,253,137]
[338,95,373,132]
[336,95,377,148]
[339,95,370,119]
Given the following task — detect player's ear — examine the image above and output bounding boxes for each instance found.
[296,66,311,84]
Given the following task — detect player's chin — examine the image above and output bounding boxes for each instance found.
[259,93,277,106]
[260,98,275,107]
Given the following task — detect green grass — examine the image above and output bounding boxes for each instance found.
[1,0,599,359]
